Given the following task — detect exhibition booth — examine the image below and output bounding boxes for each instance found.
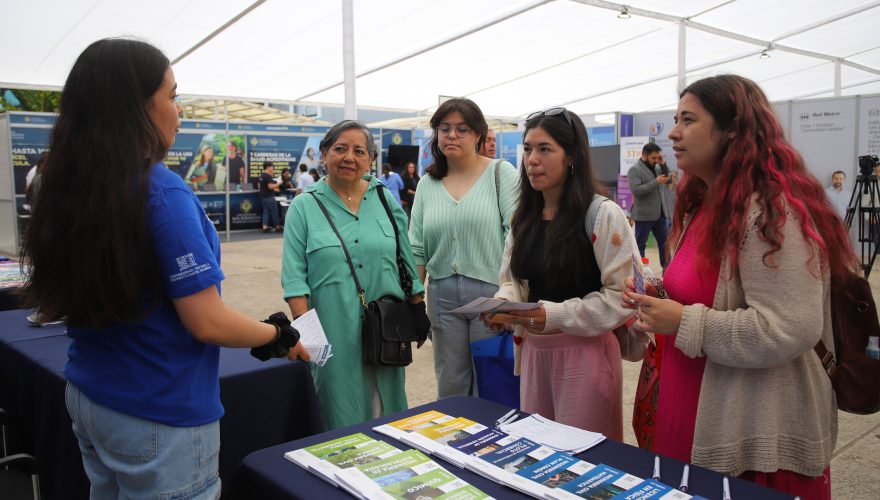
[2,92,879,254]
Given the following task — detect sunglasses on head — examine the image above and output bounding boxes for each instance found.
[526,107,573,129]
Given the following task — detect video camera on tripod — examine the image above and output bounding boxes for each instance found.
[845,154,880,278]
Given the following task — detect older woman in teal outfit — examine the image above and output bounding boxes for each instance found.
[281,120,425,430]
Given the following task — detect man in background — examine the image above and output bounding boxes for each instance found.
[379,163,405,207]
[627,142,671,269]
[479,129,496,158]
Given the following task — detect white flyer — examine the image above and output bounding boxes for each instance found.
[292,309,332,367]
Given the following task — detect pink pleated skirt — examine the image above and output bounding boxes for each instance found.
[519,330,623,441]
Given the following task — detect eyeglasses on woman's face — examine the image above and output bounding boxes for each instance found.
[437,123,473,137]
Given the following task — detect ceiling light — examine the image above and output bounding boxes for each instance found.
[760,49,770,59]
[617,6,631,19]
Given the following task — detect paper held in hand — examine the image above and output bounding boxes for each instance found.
[292,309,332,367]
[449,297,541,315]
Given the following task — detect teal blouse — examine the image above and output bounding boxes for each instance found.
[281,176,424,430]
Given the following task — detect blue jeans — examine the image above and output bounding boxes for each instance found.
[634,217,668,268]
[427,275,499,398]
[65,383,221,500]
[261,196,280,227]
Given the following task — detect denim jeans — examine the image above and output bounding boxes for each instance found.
[427,275,499,398]
[65,383,221,500]
[261,196,280,227]
[634,217,668,268]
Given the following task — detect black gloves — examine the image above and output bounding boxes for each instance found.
[251,312,301,361]
[410,301,431,343]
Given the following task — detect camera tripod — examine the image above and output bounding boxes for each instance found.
[844,173,880,279]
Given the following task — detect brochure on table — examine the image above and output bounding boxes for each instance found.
[286,411,696,500]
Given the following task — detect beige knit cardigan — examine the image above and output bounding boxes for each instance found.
[675,198,836,478]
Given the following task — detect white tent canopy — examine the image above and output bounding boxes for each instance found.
[2,0,880,119]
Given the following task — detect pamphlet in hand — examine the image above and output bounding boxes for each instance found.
[292,309,332,366]
[631,254,646,295]
[449,297,541,315]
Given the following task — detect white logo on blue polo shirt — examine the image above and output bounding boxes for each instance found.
[176,253,197,272]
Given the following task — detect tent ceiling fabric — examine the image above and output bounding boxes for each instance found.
[2,0,879,119]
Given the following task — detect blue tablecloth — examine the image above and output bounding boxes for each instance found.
[227,396,792,500]
[0,308,323,500]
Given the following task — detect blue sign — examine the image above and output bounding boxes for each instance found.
[498,131,521,168]
[246,135,308,183]
[587,126,616,147]
[10,126,51,194]
[9,112,56,125]
[179,120,226,131]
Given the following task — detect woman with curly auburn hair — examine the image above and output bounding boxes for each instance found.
[623,74,857,499]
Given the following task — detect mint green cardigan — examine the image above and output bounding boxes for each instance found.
[408,159,519,285]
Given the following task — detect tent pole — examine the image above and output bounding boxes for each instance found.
[342,0,356,120]
[677,20,686,94]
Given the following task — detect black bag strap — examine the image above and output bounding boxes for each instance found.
[308,192,367,310]
[375,184,414,300]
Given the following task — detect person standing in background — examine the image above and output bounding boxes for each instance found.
[379,163,405,207]
[628,142,671,269]
[400,161,420,217]
[296,163,315,192]
[259,161,282,233]
[479,129,497,158]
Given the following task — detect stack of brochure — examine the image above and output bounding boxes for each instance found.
[497,414,605,454]
[284,432,492,500]
[373,411,695,500]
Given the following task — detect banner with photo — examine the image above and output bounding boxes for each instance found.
[165,130,240,193]
[246,135,309,187]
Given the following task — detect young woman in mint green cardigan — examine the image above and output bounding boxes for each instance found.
[408,98,519,398]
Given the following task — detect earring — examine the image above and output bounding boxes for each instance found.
[569,164,574,175]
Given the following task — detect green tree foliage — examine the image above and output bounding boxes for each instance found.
[0,89,61,112]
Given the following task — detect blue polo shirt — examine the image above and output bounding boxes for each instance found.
[65,164,225,427]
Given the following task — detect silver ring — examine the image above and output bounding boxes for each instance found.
[528,317,535,327]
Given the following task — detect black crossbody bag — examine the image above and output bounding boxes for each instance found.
[310,186,419,366]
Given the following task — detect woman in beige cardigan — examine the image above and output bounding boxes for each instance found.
[623,75,857,499]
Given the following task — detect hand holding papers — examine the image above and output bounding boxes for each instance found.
[450,297,541,316]
[292,309,332,366]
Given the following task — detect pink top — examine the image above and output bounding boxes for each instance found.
[654,207,719,462]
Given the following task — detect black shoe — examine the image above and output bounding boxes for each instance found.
[275,226,284,233]
[261,226,270,233]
